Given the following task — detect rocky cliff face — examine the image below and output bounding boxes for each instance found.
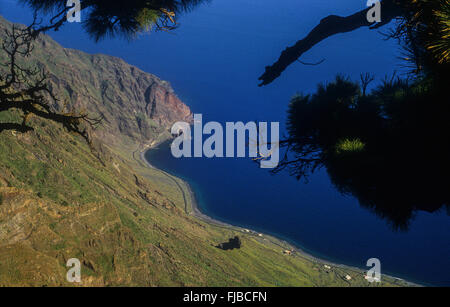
[0,16,192,146]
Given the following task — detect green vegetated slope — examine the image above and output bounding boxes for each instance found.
[0,16,410,286]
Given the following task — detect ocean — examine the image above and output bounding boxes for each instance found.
[2,0,449,286]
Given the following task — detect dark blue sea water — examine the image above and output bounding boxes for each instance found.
[2,0,449,286]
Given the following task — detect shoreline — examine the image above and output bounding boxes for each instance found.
[139,141,421,287]
[139,141,234,228]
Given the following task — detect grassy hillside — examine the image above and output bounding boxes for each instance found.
[0,17,411,287]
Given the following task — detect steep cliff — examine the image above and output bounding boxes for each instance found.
[0,16,409,287]
[0,15,192,147]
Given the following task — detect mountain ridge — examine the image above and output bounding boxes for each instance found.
[0,15,412,287]
[0,15,192,149]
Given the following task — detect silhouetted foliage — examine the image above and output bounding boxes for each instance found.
[388,0,450,80]
[267,0,450,229]
[1,1,209,159]
[275,73,450,230]
[20,0,208,41]
[258,0,402,86]
[259,0,450,85]
[0,19,101,144]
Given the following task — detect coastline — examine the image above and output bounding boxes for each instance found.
[139,141,420,287]
[139,141,234,228]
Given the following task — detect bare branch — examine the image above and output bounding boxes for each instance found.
[258,0,402,86]
[0,20,102,146]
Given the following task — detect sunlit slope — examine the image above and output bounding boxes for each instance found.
[0,16,410,287]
